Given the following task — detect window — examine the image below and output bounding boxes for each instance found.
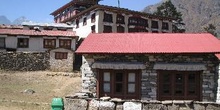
[128,28,148,33]
[103,12,113,22]
[0,38,5,49]
[83,17,87,26]
[151,20,159,29]
[91,13,96,23]
[117,26,124,33]
[91,25,96,33]
[152,31,159,33]
[76,19,79,28]
[128,17,138,25]
[99,70,140,99]
[55,52,68,59]
[158,71,201,101]
[59,39,71,49]
[116,14,125,24]
[44,39,56,48]
[17,38,29,48]
[162,22,169,30]
[103,25,112,33]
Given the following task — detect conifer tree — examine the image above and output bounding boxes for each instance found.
[154,0,185,33]
[204,24,218,37]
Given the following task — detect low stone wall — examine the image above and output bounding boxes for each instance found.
[0,52,49,71]
[65,97,220,110]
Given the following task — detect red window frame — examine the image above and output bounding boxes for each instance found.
[55,52,68,60]
[98,69,141,99]
[157,70,201,101]
[44,39,56,49]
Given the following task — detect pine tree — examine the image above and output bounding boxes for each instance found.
[204,24,218,37]
[153,0,185,33]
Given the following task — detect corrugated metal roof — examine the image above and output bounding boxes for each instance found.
[76,33,220,54]
[0,28,76,37]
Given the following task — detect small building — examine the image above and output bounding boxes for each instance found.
[76,33,220,101]
[0,24,78,72]
[51,0,173,38]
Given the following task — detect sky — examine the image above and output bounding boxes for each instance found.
[0,0,161,23]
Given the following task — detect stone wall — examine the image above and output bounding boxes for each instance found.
[65,97,220,110]
[0,52,49,71]
[49,48,74,72]
[81,54,219,101]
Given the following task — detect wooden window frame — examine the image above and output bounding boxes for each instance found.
[162,22,169,30]
[151,20,159,29]
[44,39,56,49]
[157,70,202,101]
[0,38,5,49]
[103,12,113,23]
[103,25,112,33]
[117,25,124,33]
[55,52,68,60]
[116,14,125,24]
[98,69,141,99]
[59,39,71,49]
[17,38,29,48]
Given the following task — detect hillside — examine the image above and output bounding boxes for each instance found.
[143,0,220,37]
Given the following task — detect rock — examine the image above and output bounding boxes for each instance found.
[206,104,220,110]
[110,98,123,103]
[144,103,167,110]
[123,102,142,110]
[88,99,99,110]
[193,104,205,110]
[22,89,35,94]
[99,101,115,110]
[116,103,123,110]
[65,98,87,110]
[100,97,111,101]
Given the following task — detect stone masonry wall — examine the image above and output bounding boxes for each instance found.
[65,97,220,110]
[0,52,49,71]
[81,54,219,101]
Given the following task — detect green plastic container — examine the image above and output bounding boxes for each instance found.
[51,98,64,110]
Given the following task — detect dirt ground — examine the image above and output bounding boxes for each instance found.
[0,71,81,110]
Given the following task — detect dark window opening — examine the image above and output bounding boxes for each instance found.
[117,26,124,33]
[103,12,113,23]
[59,39,71,49]
[55,52,68,59]
[91,25,96,33]
[151,20,159,29]
[162,22,169,30]
[128,17,148,27]
[0,38,5,49]
[128,28,148,33]
[152,30,159,33]
[17,38,29,48]
[116,14,125,24]
[103,25,112,33]
[91,13,96,23]
[44,39,56,48]
[83,17,87,26]
[76,19,79,28]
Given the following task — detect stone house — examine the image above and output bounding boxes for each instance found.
[0,24,78,71]
[51,0,173,38]
[76,33,220,102]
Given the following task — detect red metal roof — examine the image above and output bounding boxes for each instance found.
[0,28,76,37]
[76,33,220,54]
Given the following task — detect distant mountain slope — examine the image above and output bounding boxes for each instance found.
[0,16,11,24]
[0,16,30,25]
[143,0,220,36]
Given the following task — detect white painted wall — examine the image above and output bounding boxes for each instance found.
[2,35,77,52]
[73,10,173,39]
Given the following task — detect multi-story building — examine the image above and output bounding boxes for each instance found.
[51,0,173,38]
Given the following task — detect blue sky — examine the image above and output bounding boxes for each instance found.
[0,0,161,23]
